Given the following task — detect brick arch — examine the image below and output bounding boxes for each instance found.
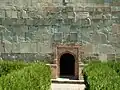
[55,44,80,79]
[59,51,76,60]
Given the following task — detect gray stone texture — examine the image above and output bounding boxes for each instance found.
[0,1,119,61]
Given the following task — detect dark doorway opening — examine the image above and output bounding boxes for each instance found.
[60,53,75,79]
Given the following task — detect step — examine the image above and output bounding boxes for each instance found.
[51,79,85,84]
[51,83,86,90]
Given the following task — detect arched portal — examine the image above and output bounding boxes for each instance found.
[60,53,75,78]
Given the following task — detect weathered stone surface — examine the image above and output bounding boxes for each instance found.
[99,32,108,44]
[99,54,107,62]
[112,24,120,34]
[53,32,63,42]
[21,10,28,18]
[107,54,115,60]
[26,18,34,25]
[40,42,52,53]
[0,10,5,18]
[76,12,89,19]
[20,42,36,53]
[0,1,119,61]
[11,43,20,53]
[68,12,74,19]
[111,6,120,12]
[16,19,25,25]
[98,44,114,54]
[82,44,93,54]
[11,10,17,18]
[69,32,78,42]
[6,10,12,18]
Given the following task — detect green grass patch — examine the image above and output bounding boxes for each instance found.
[83,62,120,90]
[0,60,30,77]
[0,63,51,90]
[108,61,120,75]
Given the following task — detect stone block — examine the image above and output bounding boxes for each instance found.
[4,42,12,53]
[92,14,102,19]
[55,7,63,12]
[0,9,5,18]
[52,0,62,3]
[76,12,89,19]
[21,26,28,32]
[12,0,21,6]
[104,7,111,12]
[91,32,101,44]
[40,43,52,53]
[36,42,42,52]
[2,18,17,25]
[0,18,3,25]
[42,18,51,25]
[84,7,94,12]
[112,24,120,34]
[21,10,29,18]
[99,54,107,62]
[26,18,34,25]
[111,6,120,12]
[75,19,81,25]
[28,10,38,18]
[11,10,17,18]
[12,18,18,25]
[59,25,70,33]
[98,44,114,54]
[4,0,13,6]
[99,32,108,44]
[96,7,103,12]
[107,54,115,60]
[65,6,73,12]
[0,42,5,53]
[29,42,37,53]
[17,11,21,18]
[116,54,120,61]
[28,26,38,32]
[64,18,74,25]
[82,44,93,54]
[75,7,84,12]
[48,64,57,79]
[20,42,31,53]
[20,42,37,53]
[11,43,20,53]
[53,32,63,42]
[6,10,12,18]
[13,25,23,35]
[68,12,74,19]
[69,32,78,42]
[16,19,25,25]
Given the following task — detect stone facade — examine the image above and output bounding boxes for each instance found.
[0,1,119,60]
[0,0,120,79]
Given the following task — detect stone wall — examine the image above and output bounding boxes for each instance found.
[0,53,54,63]
[0,0,119,61]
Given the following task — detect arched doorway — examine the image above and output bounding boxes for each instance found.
[60,53,75,79]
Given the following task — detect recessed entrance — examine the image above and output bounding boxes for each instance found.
[60,53,75,79]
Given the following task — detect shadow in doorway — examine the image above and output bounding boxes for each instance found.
[60,53,76,80]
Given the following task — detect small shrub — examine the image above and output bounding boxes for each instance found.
[83,63,120,90]
[0,63,51,90]
[0,61,30,77]
[108,61,120,75]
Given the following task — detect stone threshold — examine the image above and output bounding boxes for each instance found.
[51,79,85,84]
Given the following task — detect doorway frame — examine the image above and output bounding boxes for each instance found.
[54,44,80,79]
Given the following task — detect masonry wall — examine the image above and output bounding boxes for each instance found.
[0,0,119,61]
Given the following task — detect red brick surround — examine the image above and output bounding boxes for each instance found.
[53,44,81,79]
